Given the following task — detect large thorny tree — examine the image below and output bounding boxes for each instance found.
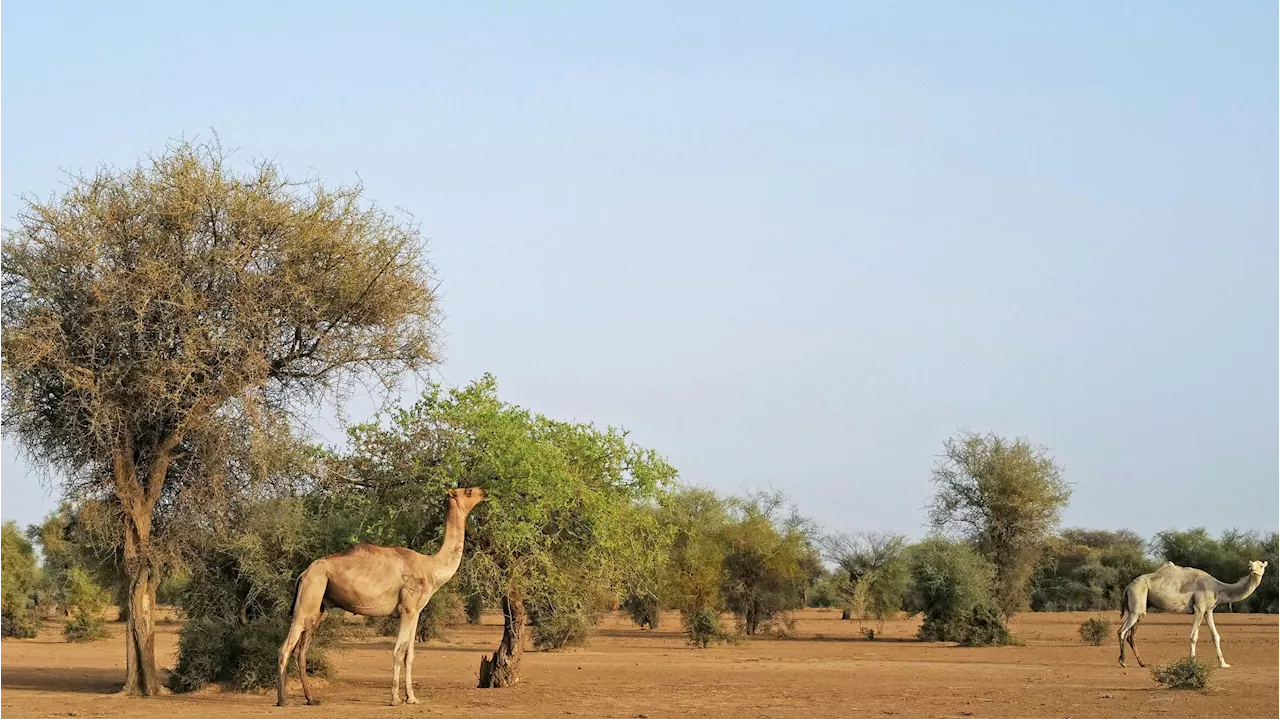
[333,376,675,688]
[1,141,439,695]
[928,432,1071,616]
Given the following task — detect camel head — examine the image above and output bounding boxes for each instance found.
[448,486,490,514]
[1248,560,1268,577]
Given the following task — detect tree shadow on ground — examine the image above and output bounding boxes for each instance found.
[0,666,124,694]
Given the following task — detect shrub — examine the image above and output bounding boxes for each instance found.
[419,587,466,641]
[465,592,484,624]
[622,593,661,630]
[906,538,997,643]
[806,573,842,608]
[371,586,467,643]
[156,569,191,606]
[1153,657,1214,690]
[957,604,1016,647]
[1,609,41,639]
[1079,617,1111,646]
[530,608,598,650]
[65,614,110,642]
[527,594,601,650]
[62,568,110,642]
[861,627,876,641]
[682,608,734,648]
[1,522,39,637]
[169,615,334,693]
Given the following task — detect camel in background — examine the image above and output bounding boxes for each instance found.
[1117,559,1267,669]
[276,487,489,706]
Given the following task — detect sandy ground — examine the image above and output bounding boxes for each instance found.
[1,608,1276,718]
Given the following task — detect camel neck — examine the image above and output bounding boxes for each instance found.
[1215,572,1262,604]
[434,502,468,574]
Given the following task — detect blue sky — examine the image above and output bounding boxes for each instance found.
[2,2,1276,539]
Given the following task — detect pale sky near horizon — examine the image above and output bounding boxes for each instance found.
[2,2,1277,540]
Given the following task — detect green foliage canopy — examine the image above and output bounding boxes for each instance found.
[928,432,1071,616]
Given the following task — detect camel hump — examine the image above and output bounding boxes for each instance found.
[331,543,388,558]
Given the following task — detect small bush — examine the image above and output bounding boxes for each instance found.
[806,574,843,608]
[861,627,876,641]
[465,592,484,624]
[682,608,735,648]
[62,568,110,643]
[918,604,1010,645]
[755,612,797,638]
[1,609,41,638]
[622,593,660,629]
[2,522,39,636]
[957,604,1016,647]
[528,601,599,650]
[371,588,467,643]
[65,614,110,642]
[169,615,334,693]
[906,539,998,643]
[1153,657,1214,690]
[156,569,191,606]
[1079,617,1111,646]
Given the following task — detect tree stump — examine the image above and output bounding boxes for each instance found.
[478,593,525,688]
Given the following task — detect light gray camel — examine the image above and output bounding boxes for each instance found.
[276,487,489,706]
[1117,559,1267,669]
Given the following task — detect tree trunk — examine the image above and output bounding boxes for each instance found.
[478,592,525,688]
[465,593,483,625]
[116,587,130,623]
[841,608,852,621]
[122,511,161,695]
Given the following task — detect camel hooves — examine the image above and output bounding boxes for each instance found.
[307,699,323,706]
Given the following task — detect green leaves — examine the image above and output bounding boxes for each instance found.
[928,432,1071,616]
[338,375,678,623]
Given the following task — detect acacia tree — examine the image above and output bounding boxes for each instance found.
[927,432,1071,616]
[822,531,911,627]
[1,141,438,694]
[333,376,676,688]
[719,491,821,636]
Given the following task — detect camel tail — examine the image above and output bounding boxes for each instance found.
[289,575,302,618]
[1120,591,1126,618]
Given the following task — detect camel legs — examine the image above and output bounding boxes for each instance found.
[404,609,424,705]
[277,619,306,706]
[1125,624,1143,667]
[1117,610,1144,668]
[1189,606,1206,660]
[390,609,417,706]
[1204,610,1229,668]
[278,567,329,706]
[276,609,326,706]
[297,610,326,705]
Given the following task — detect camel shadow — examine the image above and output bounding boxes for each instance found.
[1,666,125,694]
[344,640,497,655]
[592,628,686,640]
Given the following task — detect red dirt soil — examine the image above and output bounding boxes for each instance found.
[2,608,1276,718]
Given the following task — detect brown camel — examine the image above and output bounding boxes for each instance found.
[276,487,489,707]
